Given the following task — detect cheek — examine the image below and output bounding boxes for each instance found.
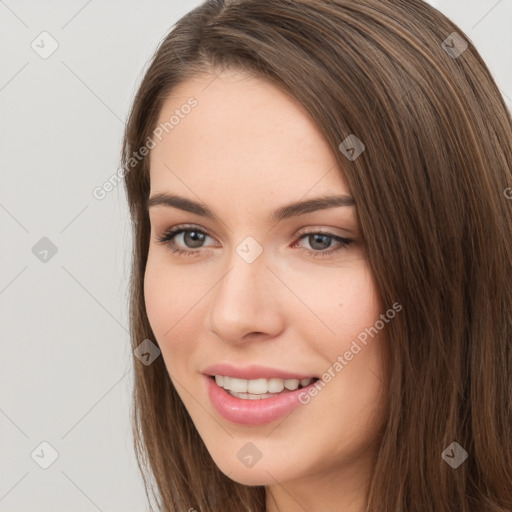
[280,259,381,343]
[144,255,173,340]
[143,254,198,354]
[334,268,381,340]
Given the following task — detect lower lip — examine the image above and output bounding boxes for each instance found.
[204,375,316,426]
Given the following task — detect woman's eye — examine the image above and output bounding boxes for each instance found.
[156,226,215,257]
[156,225,353,259]
[294,232,353,258]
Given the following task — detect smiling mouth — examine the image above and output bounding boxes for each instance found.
[210,375,320,399]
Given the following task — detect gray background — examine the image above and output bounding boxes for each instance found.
[1,1,510,510]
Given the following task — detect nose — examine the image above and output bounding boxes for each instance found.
[207,250,285,344]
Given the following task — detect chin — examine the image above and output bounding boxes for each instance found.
[223,468,271,486]
[207,446,305,486]
[215,461,285,486]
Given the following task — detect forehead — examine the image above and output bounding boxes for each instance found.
[149,70,349,204]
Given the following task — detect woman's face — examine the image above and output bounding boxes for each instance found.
[144,69,390,491]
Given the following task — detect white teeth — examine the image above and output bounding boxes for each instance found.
[213,375,315,395]
[284,378,300,390]
[267,378,285,393]
[247,378,267,394]
[229,377,248,393]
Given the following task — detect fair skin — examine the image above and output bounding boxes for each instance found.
[144,69,390,512]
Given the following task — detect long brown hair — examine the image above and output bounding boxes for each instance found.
[121,1,512,510]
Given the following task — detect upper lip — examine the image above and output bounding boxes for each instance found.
[202,363,317,380]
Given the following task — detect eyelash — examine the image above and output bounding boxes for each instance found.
[156,224,353,259]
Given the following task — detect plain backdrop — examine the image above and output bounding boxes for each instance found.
[1,1,511,510]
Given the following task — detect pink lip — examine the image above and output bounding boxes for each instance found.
[202,363,317,380]
[204,375,318,426]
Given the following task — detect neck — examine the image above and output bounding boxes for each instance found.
[264,448,375,512]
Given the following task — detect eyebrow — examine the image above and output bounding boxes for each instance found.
[146,193,355,222]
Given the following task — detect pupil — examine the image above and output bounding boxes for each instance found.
[185,231,204,248]
[310,234,330,250]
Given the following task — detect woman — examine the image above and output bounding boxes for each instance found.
[121,0,512,510]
